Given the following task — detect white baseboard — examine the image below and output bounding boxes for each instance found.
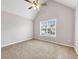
[35,38,74,48]
[1,37,33,48]
[74,47,78,55]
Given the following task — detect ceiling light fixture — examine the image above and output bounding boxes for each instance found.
[25,0,47,10]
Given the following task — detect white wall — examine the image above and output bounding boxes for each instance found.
[1,11,33,47]
[74,5,78,54]
[33,1,74,47]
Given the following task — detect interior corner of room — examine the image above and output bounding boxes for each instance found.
[1,0,78,58]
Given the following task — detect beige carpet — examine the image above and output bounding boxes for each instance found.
[1,39,77,59]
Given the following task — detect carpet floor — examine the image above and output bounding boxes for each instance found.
[1,39,77,59]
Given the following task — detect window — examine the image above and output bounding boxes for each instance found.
[40,19,56,38]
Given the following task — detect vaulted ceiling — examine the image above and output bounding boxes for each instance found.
[53,0,78,8]
[1,0,77,20]
[1,0,39,20]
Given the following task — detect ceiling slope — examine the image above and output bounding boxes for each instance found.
[53,0,78,8]
[1,0,77,20]
[1,0,39,20]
